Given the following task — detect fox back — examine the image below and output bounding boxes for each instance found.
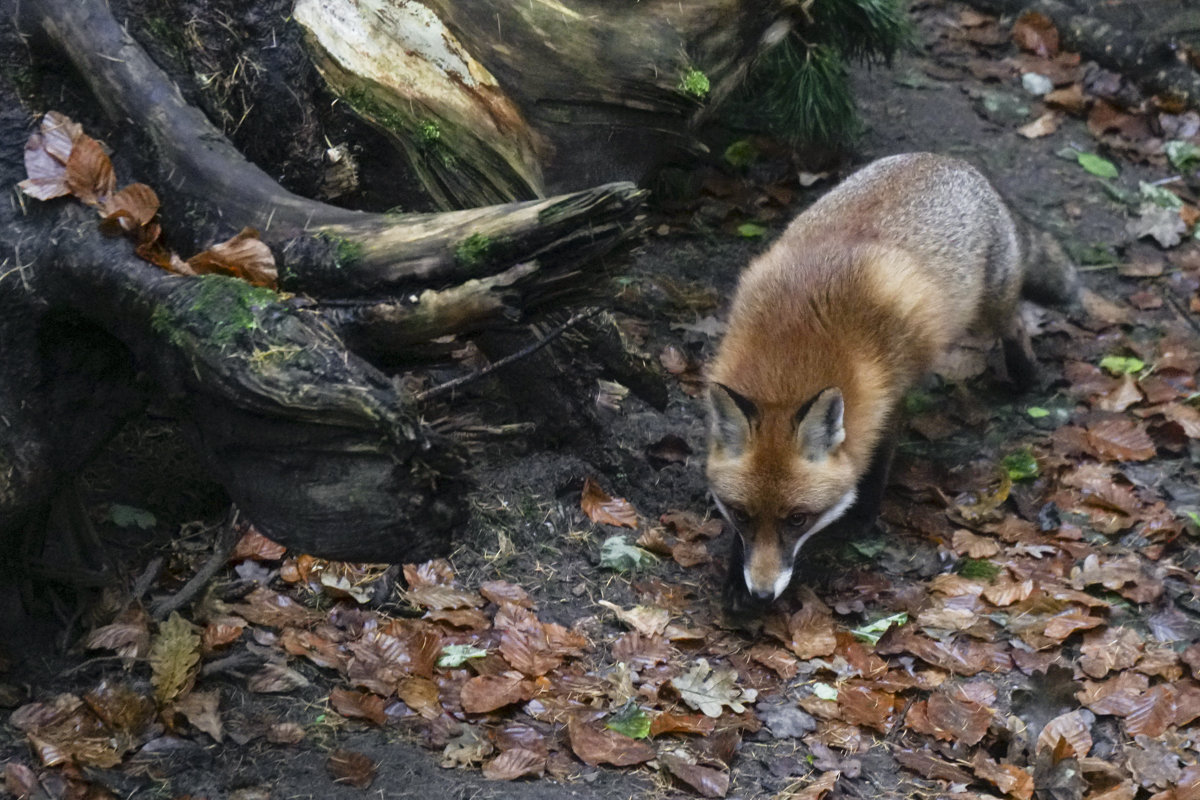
[706,152,1068,608]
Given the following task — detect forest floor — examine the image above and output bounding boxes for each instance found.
[3,1,1200,799]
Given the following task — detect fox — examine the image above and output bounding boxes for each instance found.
[706,152,1077,616]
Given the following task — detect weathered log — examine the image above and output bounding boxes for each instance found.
[1,202,468,562]
[962,0,1200,108]
[294,0,795,207]
[19,0,648,331]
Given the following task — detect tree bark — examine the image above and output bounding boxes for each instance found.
[293,0,795,207]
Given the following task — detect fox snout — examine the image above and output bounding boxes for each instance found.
[742,536,793,600]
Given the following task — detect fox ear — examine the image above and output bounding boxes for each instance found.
[795,387,844,460]
[708,383,757,455]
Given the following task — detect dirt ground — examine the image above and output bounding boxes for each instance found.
[4,1,1200,799]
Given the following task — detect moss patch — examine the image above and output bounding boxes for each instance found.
[153,275,282,350]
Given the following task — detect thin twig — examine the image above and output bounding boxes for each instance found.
[150,508,240,620]
[416,308,599,402]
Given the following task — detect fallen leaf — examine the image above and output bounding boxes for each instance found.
[330,687,388,726]
[63,134,115,207]
[566,714,655,766]
[460,672,529,714]
[1012,11,1059,57]
[670,659,758,717]
[186,228,278,288]
[1037,709,1093,757]
[581,476,639,528]
[598,601,670,637]
[172,688,224,742]
[326,749,376,789]
[1018,111,1063,138]
[662,753,730,798]
[482,747,546,781]
[150,612,200,706]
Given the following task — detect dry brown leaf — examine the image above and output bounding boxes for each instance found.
[1045,83,1087,114]
[247,663,309,694]
[1018,111,1062,139]
[460,672,530,714]
[566,714,655,767]
[99,183,160,235]
[612,632,673,668]
[972,751,1034,800]
[1085,417,1157,461]
[837,683,895,733]
[1037,709,1093,757]
[230,527,287,561]
[952,529,1001,558]
[64,134,116,207]
[326,749,376,789]
[648,711,716,737]
[330,687,388,726]
[482,747,546,781]
[1079,626,1142,678]
[747,643,800,680]
[171,688,224,742]
[479,580,533,608]
[597,600,670,637]
[186,228,278,288]
[405,584,483,611]
[783,604,837,660]
[661,754,730,798]
[396,676,442,720]
[1012,11,1059,57]
[581,476,639,528]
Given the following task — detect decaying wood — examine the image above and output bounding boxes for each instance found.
[1,206,469,561]
[5,0,659,568]
[295,0,796,207]
[963,0,1200,107]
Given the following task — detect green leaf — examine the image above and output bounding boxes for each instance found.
[437,644,488,669]
[1076,152,1119,179]
[107,503,157,530]
[1001,449,1039,481]
[957,558,1001,581]
[1166,140,1200,172]
[811,682,838,701]
[1099,354,1145,375]
[850,612,908,645]
[849,536,887,559]
[736,222,767,238]
[599,535,657,572]
[723,139,758,169]
[1026,406,1050,419]
[605,701,651,739]
[1140,181,1183,209]
[1184,510,1200,530]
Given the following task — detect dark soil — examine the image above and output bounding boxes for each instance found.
[3,1,1196,799]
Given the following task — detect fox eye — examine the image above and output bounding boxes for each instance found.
[785,510,810,528]
[726,504,751,525]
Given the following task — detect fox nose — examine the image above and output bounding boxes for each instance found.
[749,585,775,601]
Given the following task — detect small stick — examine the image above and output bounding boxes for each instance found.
[416,307,599,402]
[150,509,240,620]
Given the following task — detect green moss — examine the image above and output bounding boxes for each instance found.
[419,121,442,147]
[454,233,493,269]
[316,233,364,270]
[153,275,282,350]
[678,68,710,99]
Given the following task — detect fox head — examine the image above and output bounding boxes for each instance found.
[706,383,860,601]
